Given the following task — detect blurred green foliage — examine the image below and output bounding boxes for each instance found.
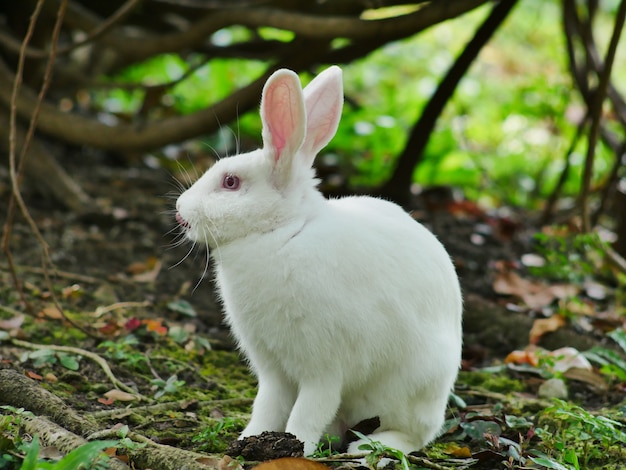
[94,0,625,208]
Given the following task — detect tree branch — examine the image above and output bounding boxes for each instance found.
[578,0,626,232]
[379,0,518,203]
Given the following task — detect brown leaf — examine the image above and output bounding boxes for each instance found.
[103,389,138,402]
[548,347,593,372]
[132,259,162,283]
[143,318,168,335]
[25,370,43,380]
[127,256,160,275]
[505,346,594,377]
[252,458,330,470]
[38,306,64,320]
[217,455,243,470]
[441,442,473,458]
[563,367,608,392]
[529,315,567,344]
[493,267,578,309]
[504,348,540,367]
[44,372,58,383]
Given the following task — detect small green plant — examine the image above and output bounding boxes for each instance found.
[19,349,81,371]
[352,431,411,470]
[585,328,626,384]
[0,407,33,467]
[529,230,608,284]
[115,425,148,452]
[533,399,626,469]
[192,417,244,453]
[150,374,185,399]
[312,434,341,458]
[98,336,147,371]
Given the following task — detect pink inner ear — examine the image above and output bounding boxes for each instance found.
[265,82,297,162]
[268,122,286,162]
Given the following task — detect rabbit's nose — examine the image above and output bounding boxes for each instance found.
[176,212,191,229]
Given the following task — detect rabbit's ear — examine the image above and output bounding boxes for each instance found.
[261,69,306,188]
[301,66,343,167]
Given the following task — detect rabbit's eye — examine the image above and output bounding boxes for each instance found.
[222,174,240,190]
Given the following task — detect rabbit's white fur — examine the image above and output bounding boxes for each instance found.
[176,66,463,456]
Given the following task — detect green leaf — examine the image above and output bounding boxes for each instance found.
[20,436,40,470]
[54,440,117,468]
[608,328,626,355]
[27,349,55,360]
[166,300,197,317]
[57,353,80,371]
[460,419,502,440]
[529,456,573,470]
[168,326,189,344]
[505,414,533,430]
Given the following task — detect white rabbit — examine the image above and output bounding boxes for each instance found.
[175,66,463,457]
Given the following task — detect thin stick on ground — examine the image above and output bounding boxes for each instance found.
[88,397,253,419]
[10,338,149,400]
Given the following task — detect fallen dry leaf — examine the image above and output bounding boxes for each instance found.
[504,348,540,367]
[563,367,608,392]
[127,257,162,283]
[493,266,578,309]
[143,318,168,335]
[548,347,593,372]
[103,389,138,402]
[0,314,25,331]
[44,372,58,383]
[25,370,43,380]
[252,458,330,470]
[505,346,593,376]
[529,315,567,344]
[441,442,473,458]
[217,455,243,470]
[38,306,64,320]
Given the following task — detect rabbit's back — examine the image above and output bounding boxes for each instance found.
[217,194,461,378]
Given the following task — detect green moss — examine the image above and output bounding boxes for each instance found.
[458,370,526,393]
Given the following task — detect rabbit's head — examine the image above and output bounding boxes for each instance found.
[176,66,343,249]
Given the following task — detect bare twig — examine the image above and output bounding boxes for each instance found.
[0,263,102,284]
[0,0,143,59]
[380,0,520,203]
[3,0,96,336]
[540,112,588,225]
[1,0,46,313]
[580,0,626,232]
[88,397,253,419]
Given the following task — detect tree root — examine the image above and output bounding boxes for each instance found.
[17,414,130,470]
[0,369,225,469]
[0,368,99,435]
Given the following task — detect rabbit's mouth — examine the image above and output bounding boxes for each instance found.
[176,212,191,230]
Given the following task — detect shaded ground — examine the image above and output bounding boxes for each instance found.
[1,151,625,469]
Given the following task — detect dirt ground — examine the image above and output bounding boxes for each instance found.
[1,149,624,469]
